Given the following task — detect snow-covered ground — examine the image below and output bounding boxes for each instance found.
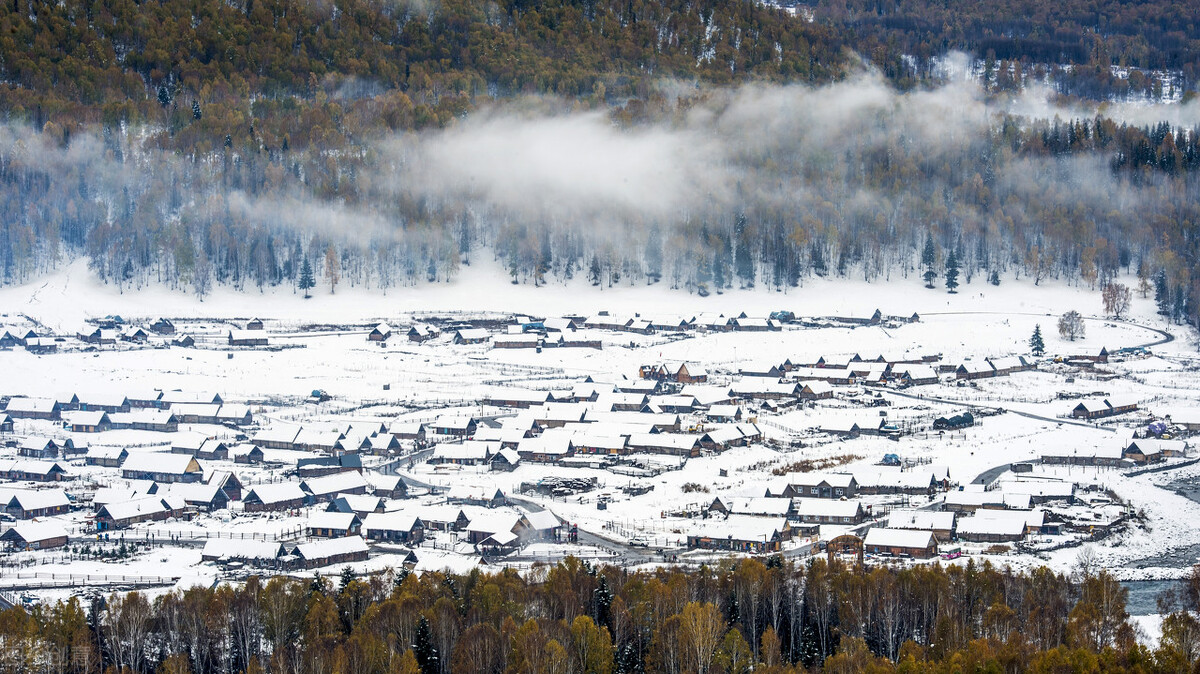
[1,259,1197,634]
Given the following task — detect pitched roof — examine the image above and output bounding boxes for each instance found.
[302,472,369,497]
[4,488,71,511]
[307,511,361,531]
[863,527,935,549]
[886,509,955,532]
[1,521,69,544]
[294,536,369,560]
[98,497,173,521]
[202,539,285,560]
[363,511,422,534]
[121,452,202,475]
[245,483,308,505]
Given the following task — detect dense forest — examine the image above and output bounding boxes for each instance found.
[810,0,1200,99]
[1,558,1198,673]
[0,0,1199,328]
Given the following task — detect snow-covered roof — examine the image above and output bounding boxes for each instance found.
[99,497,172,521]
[525,510,560,531]
[465,511,522,535]
[4,397,58,413]
[202,539,285,560]
[4,488,70,511]
[432,441,497,461]
[431,415,476,430]
[254,426,302,445]
[897,364,938,380]
[454,328,489,341]
[0,459,66,476]
[801,380,835,394]
[887,509,955,531]
[691,515,787,541]
[363,511,421,534]
[995,479,1074,498]
[294,536,369,560]
[364,472,403,492]
[121,452,201,475]
[626,433,700,450]
[331,493,382,512]
[109,409,176,425]
[955,516,1027,538]
[1073,399,1111,413]
[516,435,572,456]
[307,511,360,531]
[86,446,127,460]
[863,527,935,549]
[246,483,307,505]
[2,521,69,543]
[792,498,861,518]
[302,472,369,497]
[718,496,791,517]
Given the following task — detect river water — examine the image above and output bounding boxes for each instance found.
[1122,579,1182,615]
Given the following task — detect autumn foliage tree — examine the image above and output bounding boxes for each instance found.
[1103,282,1133,319]
[4,555,1200,673]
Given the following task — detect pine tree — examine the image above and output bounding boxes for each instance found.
[945,249,960,293]
[616,642,642,674]
[734,213,754,288]
[588,255,602,287]
[157,85,172,108]
[1155,270,1170,315]
[712,232,730,290]
[645,225,663,283]
[339,566,355,593]
[393,567,410,590]
[191,101,202,120]
[811,242,826,277]
[1030,324,1045,356]
[592,576,613,629]
[989,270,1001,286]
[413,615,439,674]
[298,257,315,298]
[921,234,937,288]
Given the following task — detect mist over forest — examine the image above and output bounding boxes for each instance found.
[0,0,1198,329]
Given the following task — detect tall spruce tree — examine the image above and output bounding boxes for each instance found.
[413,615,439,674]
[734,213,754,288]
[945,249,960,293]
[298,256,315,298]
[1155,270,1170,315]
[1030,324,1045,356]
[921,233,937,288]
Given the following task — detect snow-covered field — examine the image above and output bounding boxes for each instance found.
[1,259,1197,632]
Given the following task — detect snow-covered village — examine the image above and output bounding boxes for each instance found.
[6,0,1200,668]
[1,266,1197,646]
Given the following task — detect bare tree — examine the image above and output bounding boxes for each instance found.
[1058,310,1086,341]
[1102,282,1132,318]
[104,591,154,672]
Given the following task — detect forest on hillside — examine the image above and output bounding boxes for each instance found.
[2,558,1199,673]
[809,0,1200,99]
[1,0,1200,324]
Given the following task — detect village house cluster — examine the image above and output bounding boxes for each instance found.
[0,307,1193,597]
